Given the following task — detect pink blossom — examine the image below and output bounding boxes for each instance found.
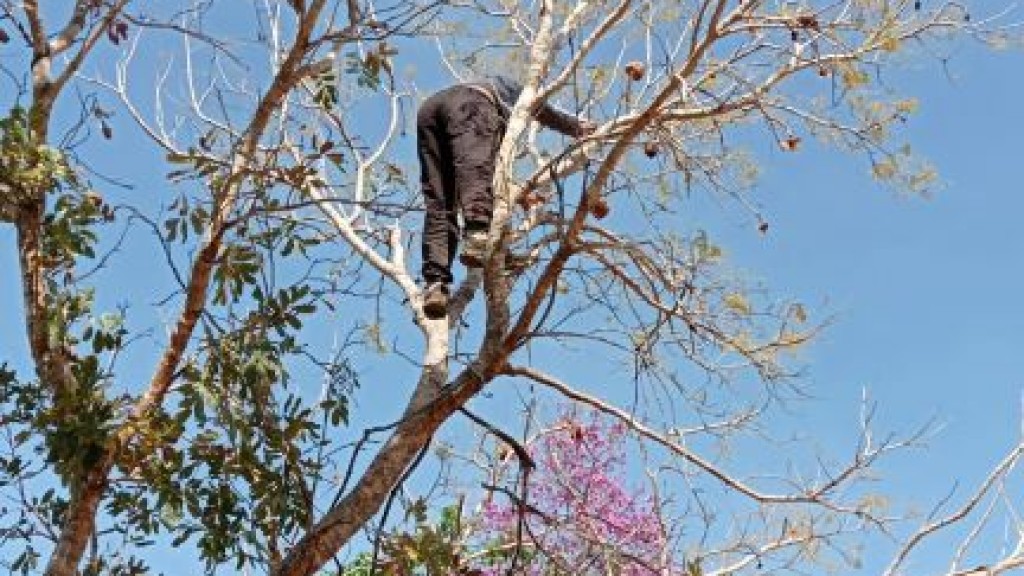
[476,412,669,575]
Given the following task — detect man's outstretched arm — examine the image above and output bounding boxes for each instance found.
[491,75,595,138]
[534,103,591,137]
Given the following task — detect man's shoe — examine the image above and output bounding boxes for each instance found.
[459,230,488,268]
[422,282,449,319]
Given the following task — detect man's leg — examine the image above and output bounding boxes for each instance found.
[419,97,458,285]
[418,95,457,318]
[445,88,505,267]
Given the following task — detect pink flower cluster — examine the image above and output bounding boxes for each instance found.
[478,412,668,575]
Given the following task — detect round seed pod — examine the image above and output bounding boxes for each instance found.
[624,61,646,82]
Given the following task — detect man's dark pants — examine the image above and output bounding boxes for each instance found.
[418,85,506,285]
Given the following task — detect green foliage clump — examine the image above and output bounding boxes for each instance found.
[0,107,74,219]
[340,503,465,576]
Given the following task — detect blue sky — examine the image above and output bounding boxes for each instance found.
[2,2,1024,573]
[748,42,1024,472]
[713,40,1024,571]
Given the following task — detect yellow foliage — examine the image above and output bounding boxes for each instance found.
[909,167,938,192]
[840,65,870,90]
[872,159,897,180]
[777,330,810,349]
[880,35,901,52]
[896,98,919,114]
[723,292,752,315]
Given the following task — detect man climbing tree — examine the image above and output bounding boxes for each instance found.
[3,2,1024,576]
[418,75,594,318]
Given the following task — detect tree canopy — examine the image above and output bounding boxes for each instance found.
[1,1,1023,575]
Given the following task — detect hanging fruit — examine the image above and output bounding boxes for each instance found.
[624,61,646,82]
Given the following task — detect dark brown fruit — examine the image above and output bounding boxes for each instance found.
[624,61,646,82]
[516,190,543,211]
[643,141,660,158]
[782,136,801,151]
[590,197,610,220]
[795,15,819,30]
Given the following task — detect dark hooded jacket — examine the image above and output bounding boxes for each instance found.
[473,75,584,137]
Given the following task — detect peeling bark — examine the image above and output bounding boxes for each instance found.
[13,201,81,399]
[43,463,111,576]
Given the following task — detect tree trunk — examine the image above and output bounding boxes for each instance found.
[43,464,110,576]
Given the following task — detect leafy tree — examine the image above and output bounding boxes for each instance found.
[1,1,1022,576]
